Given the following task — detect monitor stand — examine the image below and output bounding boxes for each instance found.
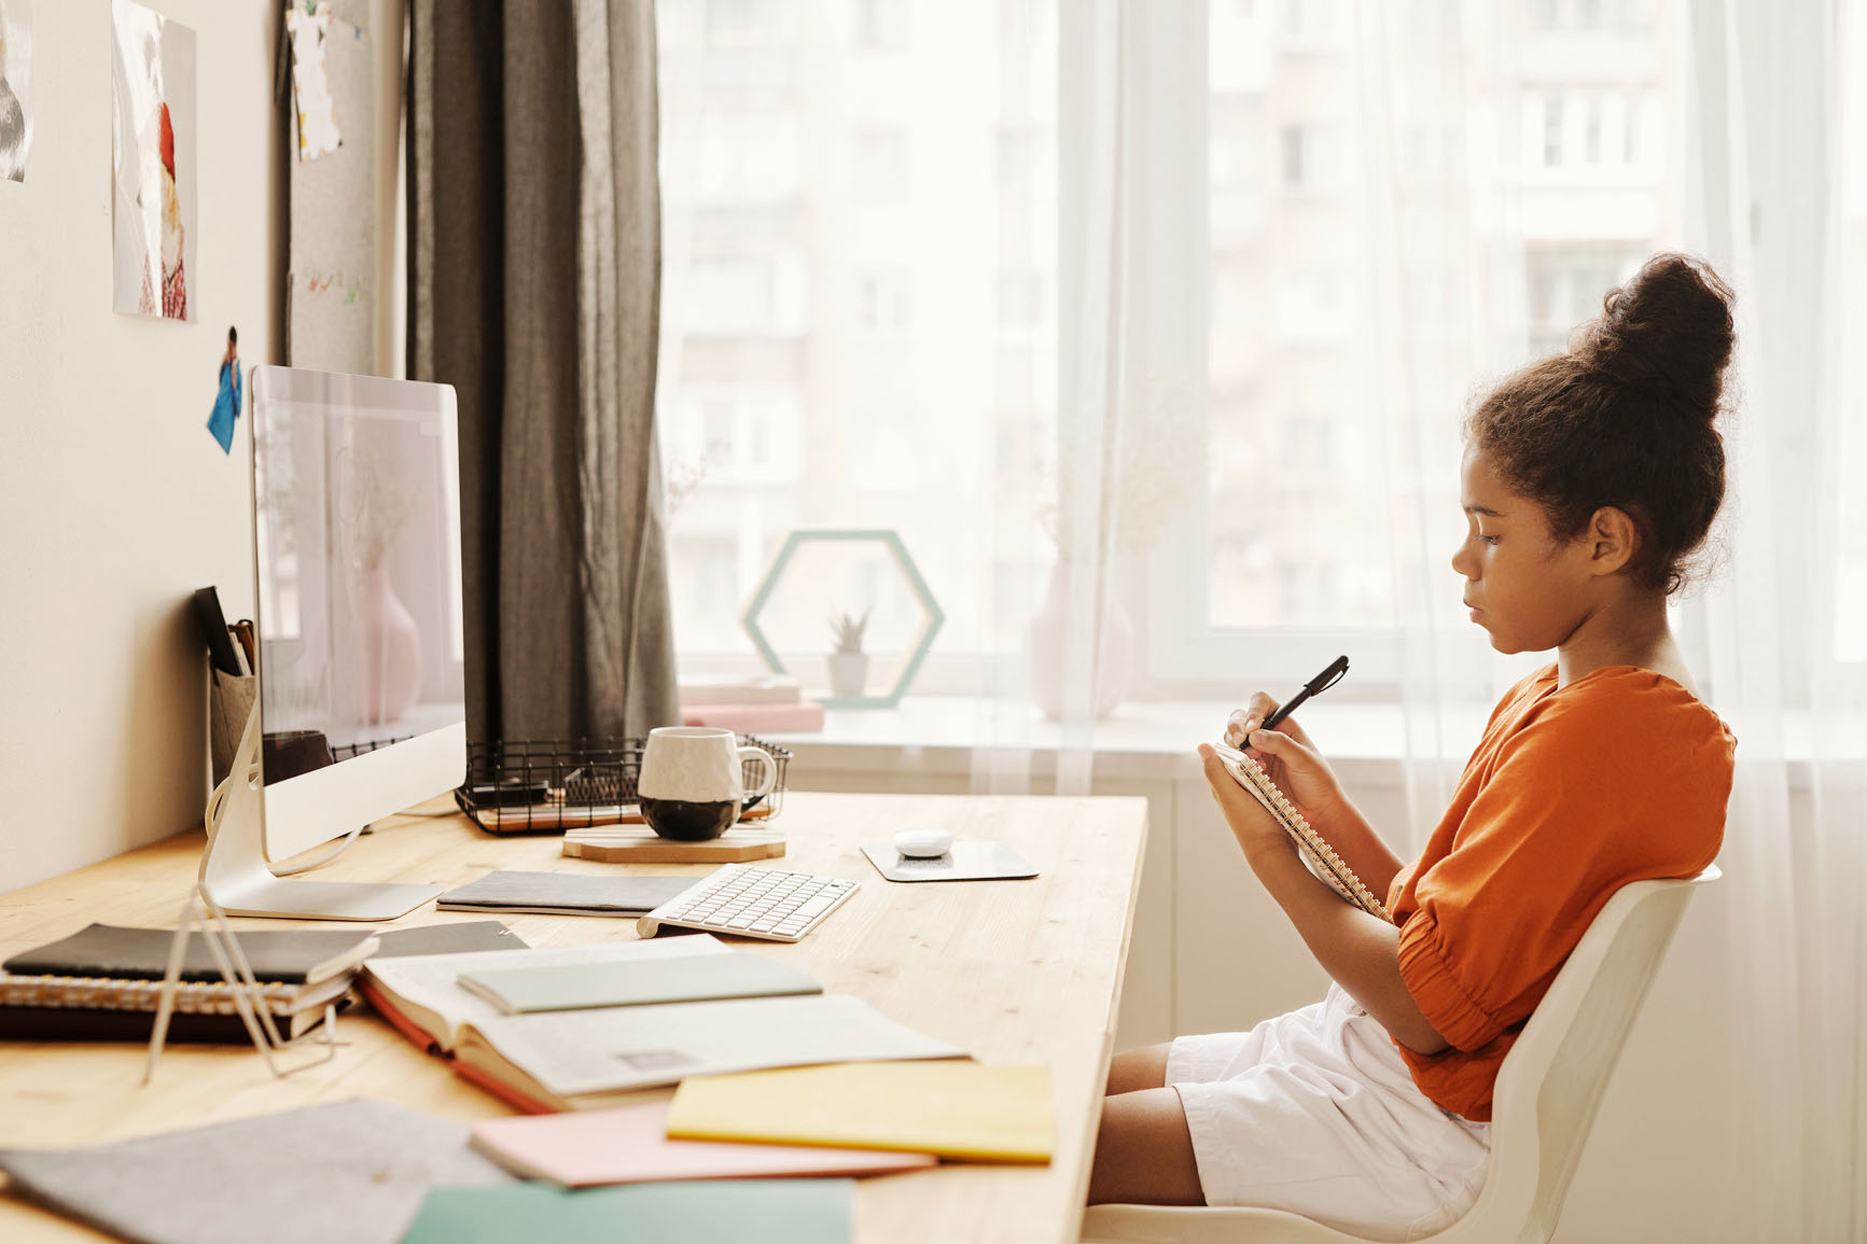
[199,702,444,921]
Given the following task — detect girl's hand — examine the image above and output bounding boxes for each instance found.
[1207,696,1351,862]
[1223,693,1337,804]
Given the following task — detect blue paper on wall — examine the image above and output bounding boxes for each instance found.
[206,328,242,454]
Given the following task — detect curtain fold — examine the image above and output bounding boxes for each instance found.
[971,0,1205,798]
[410,0,677,744]
[1682,1,1865,1237]
[573,0,677,739]
[1353,3,1863,1236]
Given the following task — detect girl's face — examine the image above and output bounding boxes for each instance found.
[1451,446,1602,654]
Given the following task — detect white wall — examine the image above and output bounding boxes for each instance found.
[0,1,282,893]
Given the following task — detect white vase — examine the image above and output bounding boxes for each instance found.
[1028,569,1132,722]
[826,652,870,698]
[357,566,423,725]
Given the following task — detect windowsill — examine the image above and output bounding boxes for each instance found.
[753,694,1829,789]
[753,696,1499,787]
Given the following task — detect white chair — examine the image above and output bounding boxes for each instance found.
[1081,866,1720,1244]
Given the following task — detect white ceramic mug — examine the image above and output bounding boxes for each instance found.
[637,726,778,842]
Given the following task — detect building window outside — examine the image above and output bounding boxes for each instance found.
[657,0,1777,696]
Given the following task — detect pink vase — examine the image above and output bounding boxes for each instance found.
[1028,568,1132,722]
[357,566,423,725]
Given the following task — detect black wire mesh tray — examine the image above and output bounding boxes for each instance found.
[453,736,791,836]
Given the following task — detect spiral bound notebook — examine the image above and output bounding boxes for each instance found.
[1211,741,1390,920]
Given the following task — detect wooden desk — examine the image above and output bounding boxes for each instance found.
[0,790,1147,1244]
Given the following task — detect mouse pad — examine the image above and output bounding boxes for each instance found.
[859,840,1039,883]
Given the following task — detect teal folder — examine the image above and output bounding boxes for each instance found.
[457,949,821,1014]
[401,1177,852,1244]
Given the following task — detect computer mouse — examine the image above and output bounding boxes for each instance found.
[893,827,953,858]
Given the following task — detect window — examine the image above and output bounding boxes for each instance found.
[1280,125,1306,188]
[855,271,911,331]
[852,129,910,202]
[856,0,908,50]
[657,0,1059,674]
[660,0,1701,698]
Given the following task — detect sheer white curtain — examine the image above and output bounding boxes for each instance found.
[992,0,1863,1233]
[1358,1,1865,1237]
[969,0,1205,796]
[1677,0,1866,1237]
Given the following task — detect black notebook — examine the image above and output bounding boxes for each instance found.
[435,872,700,918]
[2,923,380,985]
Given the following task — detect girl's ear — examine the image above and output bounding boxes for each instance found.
[1586,506,1638,576]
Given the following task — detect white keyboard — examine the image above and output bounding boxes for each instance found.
[635,863,860,943]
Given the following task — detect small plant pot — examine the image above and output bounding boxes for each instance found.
[826,652,870,698]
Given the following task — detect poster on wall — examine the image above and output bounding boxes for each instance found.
[111,0,196,321]
[0,0,31,183]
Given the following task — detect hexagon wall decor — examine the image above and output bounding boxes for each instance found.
[740,529,944,709]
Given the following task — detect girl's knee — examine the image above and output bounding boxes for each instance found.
[1105,1043,1173,1096]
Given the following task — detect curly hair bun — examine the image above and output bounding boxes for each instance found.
[1575,252,1735,423]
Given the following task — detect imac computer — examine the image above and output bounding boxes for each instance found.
[199,366,466,920]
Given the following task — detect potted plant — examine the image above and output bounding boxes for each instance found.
[826,607,871,697]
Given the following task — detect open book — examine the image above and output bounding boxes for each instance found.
[360,938,965,1112]
[1211,741,1391,920]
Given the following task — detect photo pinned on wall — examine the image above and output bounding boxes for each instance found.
[284,1,343,161]
[0,0,32,184]
[207,327,242,455]
[111,0,196,321]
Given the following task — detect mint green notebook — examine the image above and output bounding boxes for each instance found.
[457,949,822,1014]
[402,1178,851,1244]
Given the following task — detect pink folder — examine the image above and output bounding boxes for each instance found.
[469,1099,937,1187]
[681,702,826,733]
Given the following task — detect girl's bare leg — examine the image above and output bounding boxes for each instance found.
[1088,1087,1204,1205]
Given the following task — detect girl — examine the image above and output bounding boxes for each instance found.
[1087,253,1739,1240]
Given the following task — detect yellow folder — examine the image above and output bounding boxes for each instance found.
[665,1061,1054,1164]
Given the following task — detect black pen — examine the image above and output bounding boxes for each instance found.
[1258,655,1350,733]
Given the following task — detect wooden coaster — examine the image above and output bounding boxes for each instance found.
[561,826,787,864]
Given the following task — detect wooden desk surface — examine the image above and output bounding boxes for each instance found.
[0,790,1147,1244]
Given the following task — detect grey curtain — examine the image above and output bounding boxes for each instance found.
[409,0,676,744]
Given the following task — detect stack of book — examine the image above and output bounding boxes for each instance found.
[359,935,961,1112]
[357,933,1056,1191]
[0,923,381,1043]
[679,676,824,734]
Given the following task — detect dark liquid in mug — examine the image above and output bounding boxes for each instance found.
[640,797,738,843]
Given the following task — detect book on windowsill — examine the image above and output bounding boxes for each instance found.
[359,936,965,1113]
[681,702,824,733]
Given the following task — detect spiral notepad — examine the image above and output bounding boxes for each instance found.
[1211,742,1390,920]
[0,971,345,1016]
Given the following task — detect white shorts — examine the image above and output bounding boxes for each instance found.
[1167,983,1491,1242]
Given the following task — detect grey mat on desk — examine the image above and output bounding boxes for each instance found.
[0,1099,513,1244]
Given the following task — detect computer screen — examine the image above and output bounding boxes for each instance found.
[250,366,466,861]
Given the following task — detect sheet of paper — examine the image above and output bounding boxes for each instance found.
[402,1178,851,1244]
[469,1099,935,1186]
[667,1061,1055,1163]
[284,2,342,160]
[466,993,966,1098]
[363,935,729,1046]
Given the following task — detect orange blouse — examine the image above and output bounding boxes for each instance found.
[1386,665,1734,1122]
